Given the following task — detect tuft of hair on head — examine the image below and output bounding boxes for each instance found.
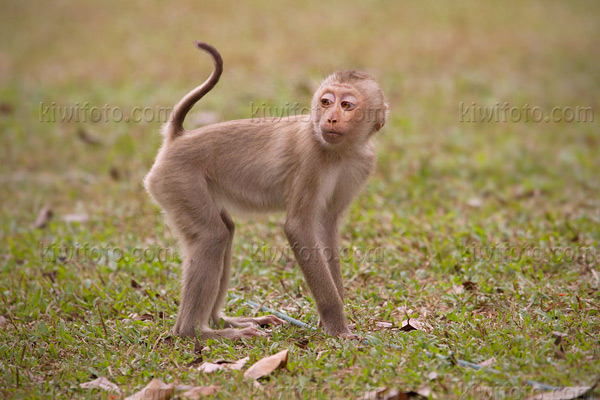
[326,70,375,85]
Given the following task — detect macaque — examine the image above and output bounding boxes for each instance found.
[145,42,387,340]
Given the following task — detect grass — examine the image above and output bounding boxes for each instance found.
[1,0,599,398]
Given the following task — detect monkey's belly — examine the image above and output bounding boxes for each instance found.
[210,184,286,215]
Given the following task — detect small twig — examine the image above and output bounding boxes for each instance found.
[19,342,27,366]
[96,303,108,338]
[151,330,168,354]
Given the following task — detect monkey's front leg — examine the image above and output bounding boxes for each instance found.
[284,217,355,338]
[320,213,345,301]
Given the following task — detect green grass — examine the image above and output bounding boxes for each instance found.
[1,1,599,399]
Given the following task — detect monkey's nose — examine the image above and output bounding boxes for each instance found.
[327,117,337,124]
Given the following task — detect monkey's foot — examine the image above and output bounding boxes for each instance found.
[215,326,270,340]
[337,331,361,340]
[174,325,269,340]
[218,315,285,329]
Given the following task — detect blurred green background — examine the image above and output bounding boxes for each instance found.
[1,1,598,399]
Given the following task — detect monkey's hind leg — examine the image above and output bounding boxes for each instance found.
[167,180,267,340]
[209,209,285,330]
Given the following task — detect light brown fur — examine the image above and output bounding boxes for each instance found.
[145,42,387,340]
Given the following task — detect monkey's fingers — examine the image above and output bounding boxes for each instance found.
[254,315,285,327]
[238,326,270,339]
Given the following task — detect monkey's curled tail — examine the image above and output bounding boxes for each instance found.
[164,41,223,140]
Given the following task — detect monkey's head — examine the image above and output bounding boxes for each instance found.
[311,71,388,147]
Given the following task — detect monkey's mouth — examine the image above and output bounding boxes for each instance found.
[322,130,344,144]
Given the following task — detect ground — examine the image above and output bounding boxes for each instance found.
[0,1,599,399]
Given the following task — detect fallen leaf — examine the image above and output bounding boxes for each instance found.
[316,350,327,360]
[357,387,388,400]
[62,213,89,223]
[466,197,483,208]
[463,280,477,291]
[527,385,594,400]
[33,205,53,229]
[477,357,496,367]
[415,385,435,399]
[0,102,13,114]
[399,319,417,332]
[133,313,154,322]
[427,371,439,380]
[131,279,142,289]
[79,377,121,393]
[552,331,567,346]
[198,357,249,373]
[375,321,395,329]
[244,350,289,380]
[77,128,102,146]
[294,338,309,349]
[357,387,428,400]
[109,166,121,180]
[125,379,174,400]
[180,385,221,399]
[449,285,464,295]
[0,315,9,328]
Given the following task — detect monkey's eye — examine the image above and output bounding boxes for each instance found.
[341,101,355,110]
[320,93,335,107]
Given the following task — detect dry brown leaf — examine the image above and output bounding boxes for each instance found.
[125,379,174,400]
[416,385,436,399]
[131,279,142,289]
[375,321,395,329]
[133,313,154,322]
[180,385,221,399]
[427,371,439,380]
[79,377,121,393]
[0,102,13,114]
[244,350,289,380]
[477,357,496,367]
[77,128,102,146]
[0,315,9,328]
[449,285,464,295]
[463,280,477,291]
[399,319,418,332]
[198,357,249,373]
[357,387,429,400]
[527,385,594,400]
[33,205,53,229]
[316,350,327,360]
[357,387,388,400]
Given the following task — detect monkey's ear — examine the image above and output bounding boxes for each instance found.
[375,103,389,132]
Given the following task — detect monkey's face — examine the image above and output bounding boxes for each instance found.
[313,81,386,147]
[315,84,363,145]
